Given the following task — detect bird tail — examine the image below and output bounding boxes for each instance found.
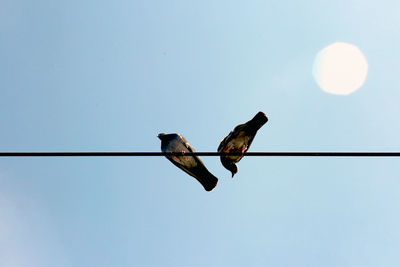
[246,111,268,132]
[196,169,218,192]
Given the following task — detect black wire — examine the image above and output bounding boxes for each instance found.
[0,152,399,157]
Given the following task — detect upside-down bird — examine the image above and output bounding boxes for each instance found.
[158,133,218,191]
[218,111,268,177]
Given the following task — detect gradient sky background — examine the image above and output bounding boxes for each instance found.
[1,0,400,266]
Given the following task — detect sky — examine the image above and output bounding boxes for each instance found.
[1,0,400,266]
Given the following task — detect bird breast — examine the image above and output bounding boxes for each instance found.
[223,132,249,161]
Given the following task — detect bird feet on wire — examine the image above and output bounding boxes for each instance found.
[172,151,188,162]
[239,145,246,159]
[181,150,189,160]
[224,146,233,153]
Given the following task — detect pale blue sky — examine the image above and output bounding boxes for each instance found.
[1,0,400,266]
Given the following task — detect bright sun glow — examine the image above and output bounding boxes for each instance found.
[312,42,368,95]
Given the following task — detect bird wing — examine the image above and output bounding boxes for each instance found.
[166,135,204,179]
[181,136,211,168]
[217,135,229,152]
[181,135,196,153]
[218,123,246,152]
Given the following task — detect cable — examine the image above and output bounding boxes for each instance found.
[0,152,399,157]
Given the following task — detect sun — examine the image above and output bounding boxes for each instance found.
[312,42,369,95]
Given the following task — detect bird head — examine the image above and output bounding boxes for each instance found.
[221,158,238,178]
[157,133,166,140]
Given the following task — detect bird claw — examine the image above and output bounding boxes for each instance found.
[238,146,246,159]
[224,146,232,153]
[172,151,188,162]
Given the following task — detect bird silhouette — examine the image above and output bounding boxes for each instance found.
[158,133,218,191]
[218,111,268,177]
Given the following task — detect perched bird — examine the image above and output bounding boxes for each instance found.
[218,111,268,177]
[158,133,218,191]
